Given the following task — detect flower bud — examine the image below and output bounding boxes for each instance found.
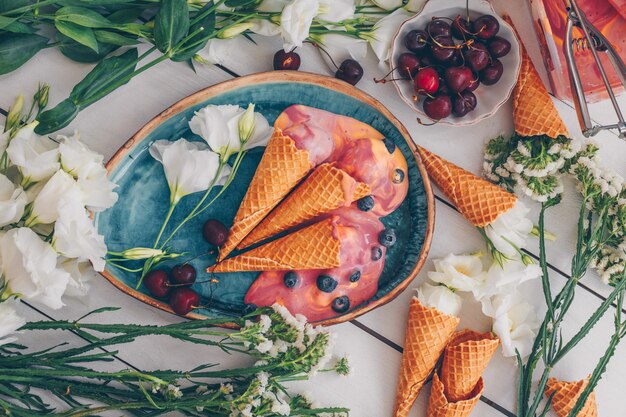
[34,83,50,110]
[217,22,253,39]
[238,103,256,144]
[6,95,24,131]
[118,247,164,260]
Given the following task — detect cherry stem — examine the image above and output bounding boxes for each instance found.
[308,41,340,70]
[417,117,440,126]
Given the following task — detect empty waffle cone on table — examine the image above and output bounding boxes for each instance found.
[393,297,460,417]
[544,377,599,417]
[427,373,484,417]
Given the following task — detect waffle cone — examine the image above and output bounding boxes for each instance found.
[440,330,499,402]
[427,373,484,417]
[545,377,598,417]
[393,298,460,417]
[417,146,517,227]
[507,16,569,139]
[211,218,341,272]
[218,128,312,260]
[240,163,371,248]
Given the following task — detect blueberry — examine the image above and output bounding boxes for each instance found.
[331,295,350,313]
[393,169,405,184]
[349,270,361,282]
[357,195,375,212]
[371,246,383,261]
[242,303,258,315]
[283,271,299,288]
[378,229,397,247]
[317,275,338,293]
[382,138,396,154]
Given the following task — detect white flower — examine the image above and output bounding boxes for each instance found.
[6,123,60,183]
[0,174,26,227]
[415,284,462,316]
[0,299,26,346]
[218,22,254,39]
[270,395,291,415]
[361,8,411,64]
[313,33,368,73]
[0,228,70,310]
[189,104,271,160]
[76,167,118,212]
[318,0,355,23]
[482,292,539,358]
[258,0,289,12]
[58,257,92,297]
[249,19,281,36]
[54,197,107,272]
[280,0,319,51]
[371,0,402,9]
[27,170,81,226]
[404,0,426,12]
[57,132,104,179]
[0,125,9,155]
[196,38,239,65]
[427,253,485,292]
[476,259,541,300]
[149,139,230,204]
[484,201,533,258]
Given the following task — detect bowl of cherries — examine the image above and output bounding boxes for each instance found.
[389,0,521,125]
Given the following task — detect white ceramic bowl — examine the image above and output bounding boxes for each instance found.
[390,0,521,126]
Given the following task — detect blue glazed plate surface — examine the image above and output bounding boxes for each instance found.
[96,72,434,326]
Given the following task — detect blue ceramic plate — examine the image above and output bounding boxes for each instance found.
[96,71,434,326]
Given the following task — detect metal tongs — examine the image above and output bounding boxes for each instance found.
[563,0,626,139]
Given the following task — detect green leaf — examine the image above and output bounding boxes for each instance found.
[0,33,48,75]
[0,16,18,30]
[55,6,112,28]
[107,8,144,24]
[0,0,28,14]
[35,99,79,135]
[224,0,257,7]
[69,48,138,104]
[2,20,36,34]
[153,0,189,54]
[170,1,214,62]
[94,30,139,46]
[58,32,118,63]
[55,20,98,52]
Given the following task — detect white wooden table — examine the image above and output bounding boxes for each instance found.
[2,1,625,416]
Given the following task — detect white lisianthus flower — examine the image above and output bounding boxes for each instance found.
[0,174,26,227]
[27,170,81,226]
[416,284,462,316]
[318,0,355,23]
[6,123,60,183]
[258,0,289,12]
[484,201,533,258]
[149,139,230,204]
[476,259,542,300]
[427,253,485,292]
[54,198,107,272]
[404,0,427,12]
[0,299,26,346]
[312,33,368,73]
[360,8,411,64]
[0,228,70,310]
[76,166,118,212]
[0,125,9,155]
[280,0,319,51]
[371,0,402,9]
[196,38,239,65]
[482,292,539,358]
[58,257,92,298]
[249,19,281,36]
[189,104,271,160]
[57,132,104,179]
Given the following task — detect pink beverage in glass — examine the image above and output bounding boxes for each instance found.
[529,0,626,102]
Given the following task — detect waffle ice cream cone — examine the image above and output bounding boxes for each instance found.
[440,330,499,402]
[393,298,460,417]
[545,377,598,417]
[417,146,517,227]
[211,218,341,272]
[506,16,569,139]
[427,372,484,417]
[218,128,312,260]
[240,163,371,248]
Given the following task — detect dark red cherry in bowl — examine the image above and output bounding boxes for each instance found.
[404,29,429,55]
[466,75,480,92]
[480,58,503,85]
[473,15,499,40]
[451,16,472,40]
[464,43,490,72]
[273,50,301,70]
[397,53,421,79]
[169,288,200,315]
[171,263,196,286]
[413,67,439,95]
[488,36,511,58]
[144,270,171,299]
[444,66,472,93]
[427,18,451,38]
[423,94,452,120]
[335,59,363,85]
[431,36,455,62]
[452,91,478,116]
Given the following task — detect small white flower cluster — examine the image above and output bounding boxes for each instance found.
[591,245,626,285]
[417,250,541,359]
[484,134,580,202]
[229,372,292,417]
[0,118,117,344]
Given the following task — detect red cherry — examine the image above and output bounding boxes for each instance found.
[452,91,477,117]
[404,29,429,55]
[144,270,171,299]
[488,36,511,58]
[171,263,196,285]
[335,59,364,85]
[397,53,421,79]
[413,67,439,95]
[423,94,452,120]
[444,66,472,93]
[427,19,451,38]
[431,36,455,62]
[203,219,229,247]
[464,43,490,72]
[169,288,200,315]
[480,58,503,85]
[473,15,499,40]
[466,76,480,92]
[273,50,301,70]
[451,16,472,40]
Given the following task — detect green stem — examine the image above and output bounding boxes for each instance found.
[539,202,554,319]
[154,201,177,248]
